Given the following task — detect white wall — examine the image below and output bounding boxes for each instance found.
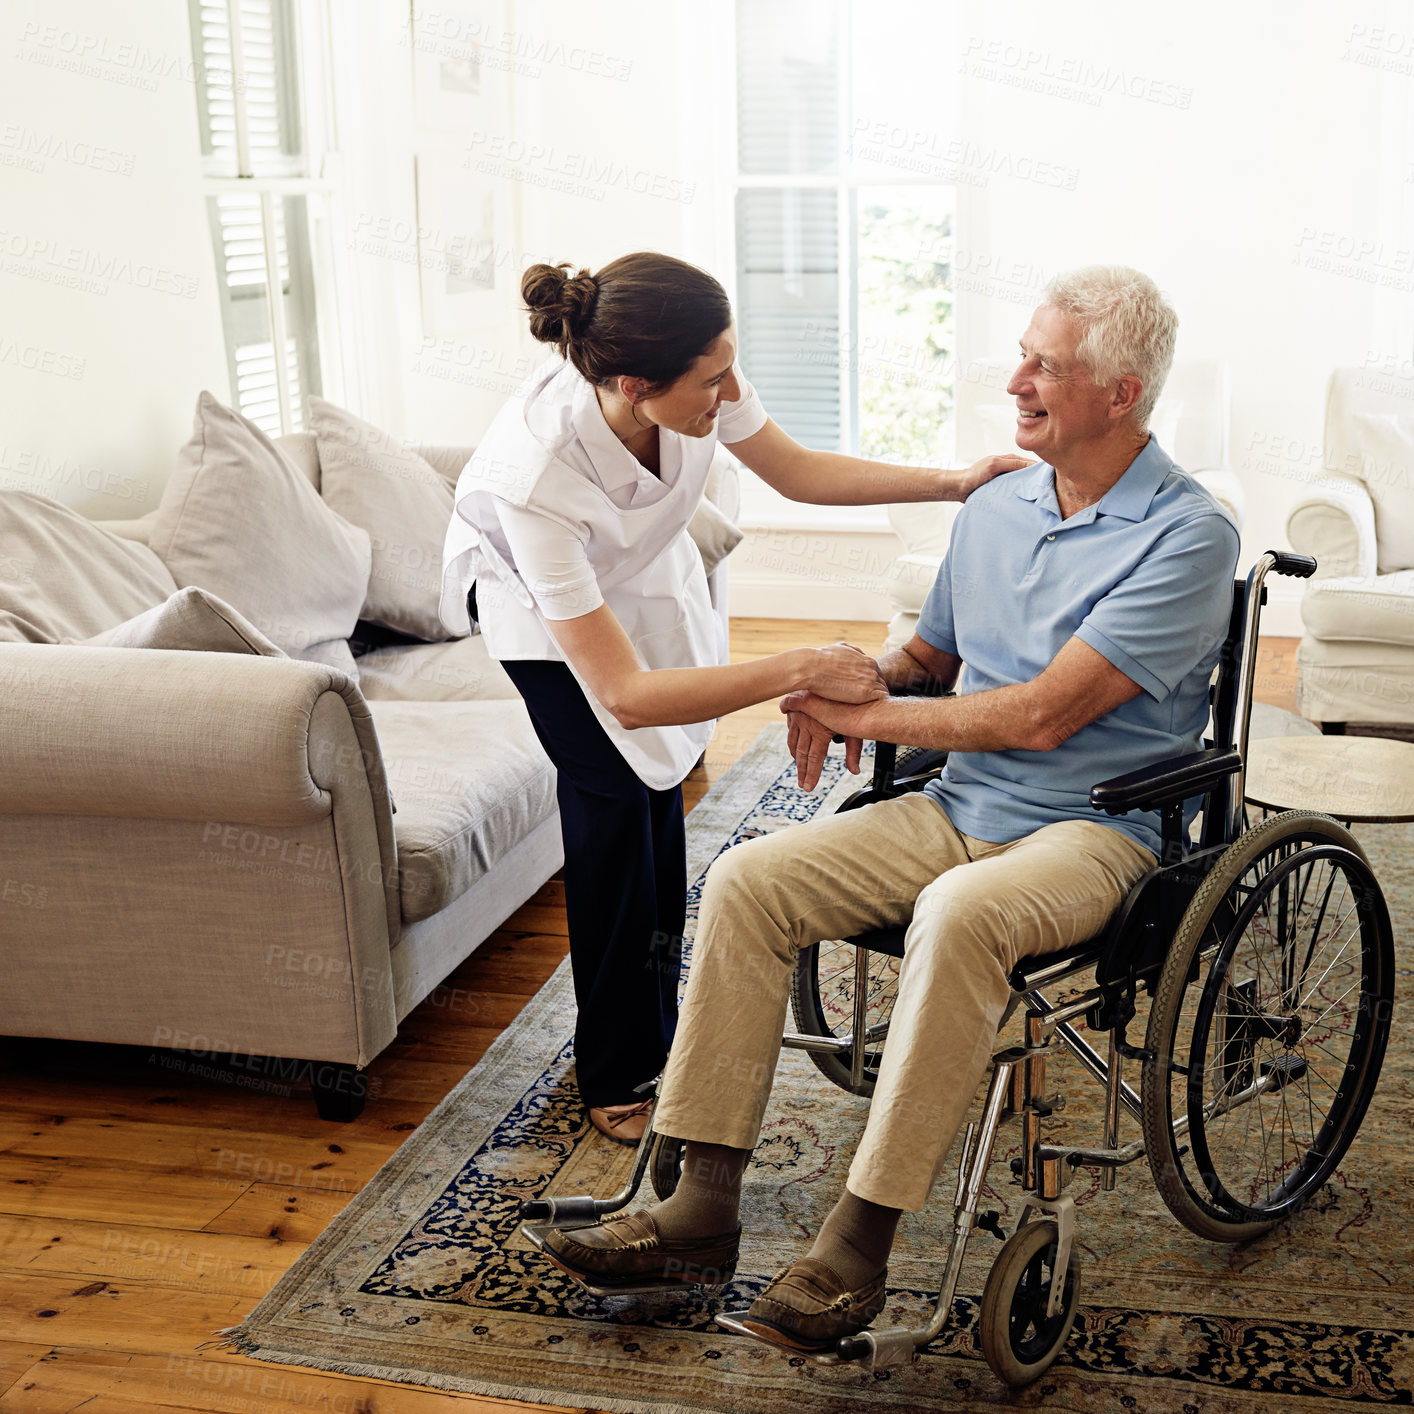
[0,0,227,517]
[6,0,1408,638]
[948,0,1405,633]
[333,0,711,446]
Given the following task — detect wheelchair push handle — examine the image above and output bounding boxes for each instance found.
[1266,550,1317,579]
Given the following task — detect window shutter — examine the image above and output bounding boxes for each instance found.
[208,192,310,433]
[190,0,300,171]
[734,1,839,177]
[735,188,841,452]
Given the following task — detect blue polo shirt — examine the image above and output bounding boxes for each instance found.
[918,438,1241,858]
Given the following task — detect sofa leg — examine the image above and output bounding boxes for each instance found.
[1320,721,1347,736]
[309,1061,368,1122]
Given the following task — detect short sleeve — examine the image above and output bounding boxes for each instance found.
[715,366,769,445]
[496,502,604,621]
[915,546,958,656]
[1076,514,1240,701]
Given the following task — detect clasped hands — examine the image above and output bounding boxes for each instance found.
[782,641,884,792]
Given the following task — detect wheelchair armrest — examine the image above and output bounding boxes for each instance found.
[1089,747,1242,816]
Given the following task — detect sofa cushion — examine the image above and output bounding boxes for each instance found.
[0,492,177,643]
[1352,413,1414,572]
[1300,570,1414,647]
[368,699,557,924]
[309,397,456,642]
[148,392,371,674]
[64,586,284,655]
[355,635,521,702]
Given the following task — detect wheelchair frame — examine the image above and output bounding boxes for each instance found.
[522,550,1395,1386]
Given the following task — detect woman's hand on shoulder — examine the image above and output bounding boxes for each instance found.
[951,453,1032,501]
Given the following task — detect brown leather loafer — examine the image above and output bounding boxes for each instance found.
[539,1209,741,1291]
[741,1257,887,1351]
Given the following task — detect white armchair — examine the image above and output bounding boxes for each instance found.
[884,359,1246,649]
[1286,366,1414,729]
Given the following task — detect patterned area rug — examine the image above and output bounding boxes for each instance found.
[223,721,1414,1413]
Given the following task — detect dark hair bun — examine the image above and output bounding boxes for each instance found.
[522,262,597,349]
[520,251,732,390]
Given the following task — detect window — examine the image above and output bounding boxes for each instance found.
[733,0,959,497]
[189,0,336,434]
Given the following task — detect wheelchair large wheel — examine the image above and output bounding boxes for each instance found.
[1142,811,1393,1243]
[789,939,901,1096]
[978,1218,1081,1387]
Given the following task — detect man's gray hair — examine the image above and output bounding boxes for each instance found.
[1042,265,1178,428]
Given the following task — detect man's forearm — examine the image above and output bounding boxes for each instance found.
[875,645,956,697]
[829,681,1049,754]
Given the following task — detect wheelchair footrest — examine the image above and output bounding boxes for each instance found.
[713,1311,905,1367]
[519,1194,609,1224]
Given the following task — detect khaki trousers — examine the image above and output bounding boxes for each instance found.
[653,792,1155,1212]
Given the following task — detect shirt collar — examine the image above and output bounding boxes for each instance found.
[570,374,645,496]
[1011,436,1173,524]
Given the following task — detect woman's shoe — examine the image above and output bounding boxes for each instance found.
[537,1209,741,1291]
[588,1099,653,1146]
[739,1257,887,1351]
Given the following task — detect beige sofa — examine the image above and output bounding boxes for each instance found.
[1286,366,1414,729]
[0,431,740,1119]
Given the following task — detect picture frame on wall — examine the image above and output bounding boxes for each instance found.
[409,0,519,337]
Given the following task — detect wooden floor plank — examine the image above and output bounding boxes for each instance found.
[0,1115,398,1198]
[0,1214,302,1300]
[0,1270,250,1354]
[0,1157,249,1230]
[199,1183,353,1243]
[1,1349,584,1413]
[0,1342,52,1399]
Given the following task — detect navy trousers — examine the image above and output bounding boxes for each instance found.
[500,657,686,1109]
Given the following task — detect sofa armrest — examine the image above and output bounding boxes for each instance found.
[1286,476,1377,580]
[89,507,160,545]
[0,643,400,945]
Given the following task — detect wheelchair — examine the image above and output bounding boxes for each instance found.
[520,551,1395,1388]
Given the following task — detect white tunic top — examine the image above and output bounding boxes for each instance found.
[439,355,769,790]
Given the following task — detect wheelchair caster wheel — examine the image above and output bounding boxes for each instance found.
[649,1132,684,1201]
[978,1218,1080,1388]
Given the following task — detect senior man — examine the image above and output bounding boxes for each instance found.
[538,265,1241,1352]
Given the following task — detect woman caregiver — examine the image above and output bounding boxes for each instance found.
[439,251,1023,1146]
